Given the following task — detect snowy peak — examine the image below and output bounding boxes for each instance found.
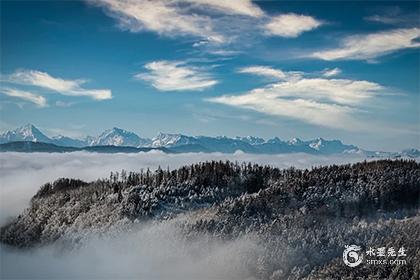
[288,138,303,145]
[235,136,265,145]
[306,138,358,154]
[308,138,326,150]
[400,148,420,158]
[267,137,285,144]
[2,124,415,157]
[91,127,151,147]
[0,124,51,143]
[151,133,197,147]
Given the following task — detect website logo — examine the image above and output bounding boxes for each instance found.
[343,245,364,267]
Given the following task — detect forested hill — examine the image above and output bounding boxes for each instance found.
[1,160,419,279]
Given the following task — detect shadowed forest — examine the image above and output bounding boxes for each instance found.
[1,159,419,279]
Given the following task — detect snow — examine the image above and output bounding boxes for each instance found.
[151,133,197,147]
[1,124,417,156]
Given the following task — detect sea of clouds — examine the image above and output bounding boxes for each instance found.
[0,151,368,224]
[0,151,367,279]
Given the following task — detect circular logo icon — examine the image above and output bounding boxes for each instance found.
[343,245,363,267]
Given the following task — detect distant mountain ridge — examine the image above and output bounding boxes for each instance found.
[0,141,169,154]
[0,124,418,156]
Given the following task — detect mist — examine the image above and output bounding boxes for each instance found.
[1,217,262,280]
[0,151,367,225]
[0,151,367,279]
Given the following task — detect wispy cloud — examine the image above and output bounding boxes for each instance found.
[364,6,419,26]
[90,1,322,49]
[238,66,287,80]
[208,66,385,130]
[311,28,420,61]
[4,70,112,100]
[0,87,48,107]
[55,101,76,108]
[182,0,264,18]
[209,94,358,130]
[264,13,322,38]
[238,66,303,81]
[322,67,342,77]
[365,15,404,25]
[265,78,382,105]
[207,50,243,56]
[91,0,227,43]
[135,60,218,91]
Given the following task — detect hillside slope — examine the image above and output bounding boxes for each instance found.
[1,160,419,279]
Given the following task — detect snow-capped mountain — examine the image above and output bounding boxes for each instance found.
[195,136,256,153]
[235,136,265,145]
[0,124,51,143]
[400,148,420,158]
[151,133,197,147]
[89,127,151,147]
[287,137,304,146]
[1,124,417,156]
[51,135,87,148]
[305,138,358,154]
[0,125,152,148]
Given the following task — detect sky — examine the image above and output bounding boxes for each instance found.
[0,0,419,151]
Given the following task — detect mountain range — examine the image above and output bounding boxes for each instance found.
[0,124,418,156]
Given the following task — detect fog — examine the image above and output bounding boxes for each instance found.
[0,151,367,224]
[0,151,366,279]
[1,217,262,279]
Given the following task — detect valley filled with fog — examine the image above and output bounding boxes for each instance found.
[1,152,418,279]
[0,151,369,279]
[0,151,368,225]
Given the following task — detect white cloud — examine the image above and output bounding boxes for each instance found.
[238,66,304,81]
[91,1,322,49]
[135,60,218,91]
[364,8,419,26]
[0,88,47,107]
[209,94,358,129]
[207,50,243,56]
[322,67,342,77]
[4,70,112,100]
[182,0,264,17]
[237,66,378,104]
[7,70,82,92]
[264,13,322,37]
[92,0,226,43]
[311,28,420,60]
[266,78,382,105]
[208,66,385,130]
[365,15,400,25]
[55,101,76,108]
[238,66,287,80]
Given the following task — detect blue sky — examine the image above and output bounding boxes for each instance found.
[0,0,419,151]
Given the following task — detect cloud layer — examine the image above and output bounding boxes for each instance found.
[136,60,218,91]
[311,28,420,61]
[0,151,367,225]
[1,217,260,279]
[208,66,384,130]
